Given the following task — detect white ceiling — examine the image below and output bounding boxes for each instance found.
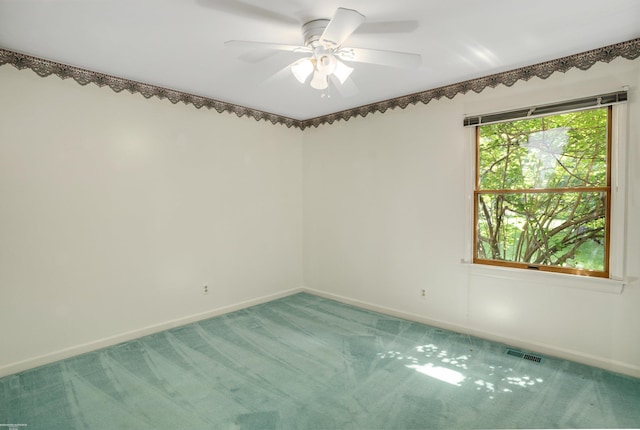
[1,0,639,120]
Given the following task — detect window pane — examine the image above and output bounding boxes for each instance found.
[478,108,608,190]
[476,191,606,272]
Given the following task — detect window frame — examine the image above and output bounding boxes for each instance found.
[472,106,613,279]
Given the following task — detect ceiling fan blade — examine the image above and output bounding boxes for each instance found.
[197,0,298,25]
[237,50,280,64]
[319,8,365,48]
[329,75,359,98]
[336,47,421,69]
[357,20,419,34]
[262,60,300,86]
[225,40,312,53]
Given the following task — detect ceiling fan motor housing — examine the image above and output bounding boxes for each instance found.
[302,19,330,48]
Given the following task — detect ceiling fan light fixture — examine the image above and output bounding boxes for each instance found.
[225,7,423,96]
[315,53,337,75]
[333,59,353,84]
[291,58,314,83]
[310,71,328,90]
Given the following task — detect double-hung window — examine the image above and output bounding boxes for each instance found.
[467,92,626,279]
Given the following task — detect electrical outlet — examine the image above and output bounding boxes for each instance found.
[203,285,208,295]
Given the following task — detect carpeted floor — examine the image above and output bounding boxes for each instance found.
[2,292,639,429]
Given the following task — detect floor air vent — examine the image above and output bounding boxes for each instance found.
[506,348,543,363]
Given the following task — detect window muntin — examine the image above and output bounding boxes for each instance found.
[474,107,611,277]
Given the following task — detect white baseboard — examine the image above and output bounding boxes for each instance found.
[4,286,638,380]
[0,287,304,378]
[301,287,640,379]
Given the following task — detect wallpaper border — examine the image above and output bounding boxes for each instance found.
[0,49,302,128]
[1,38,639,130]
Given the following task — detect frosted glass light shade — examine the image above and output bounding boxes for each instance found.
[291,58,314,83]
[333,60,353,84]
[310,71,328,90]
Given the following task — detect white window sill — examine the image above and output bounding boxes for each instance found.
[461,261,626,294]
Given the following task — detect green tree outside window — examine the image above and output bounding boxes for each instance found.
[475,107,610,277]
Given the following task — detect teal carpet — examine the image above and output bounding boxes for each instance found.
[2,293,639,429]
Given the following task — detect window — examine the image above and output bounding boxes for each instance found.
[473,106,611,278]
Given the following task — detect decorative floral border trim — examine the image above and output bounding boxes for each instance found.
[1,38,639,130]
[0,49,302,129]
[301,38,640,129]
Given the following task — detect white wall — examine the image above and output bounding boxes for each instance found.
[0,66,303,376]
[303,57,640,377]
[2,55,639,379]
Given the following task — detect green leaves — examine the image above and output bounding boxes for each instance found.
[475,107,609,274]
[478,108,608,190]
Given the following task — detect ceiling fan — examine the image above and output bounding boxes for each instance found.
[224,7,421,93]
